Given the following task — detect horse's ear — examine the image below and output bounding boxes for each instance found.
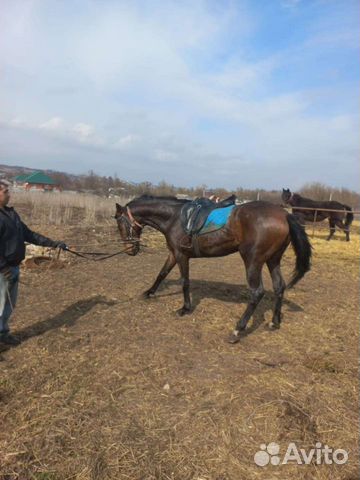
[116,203,124,213]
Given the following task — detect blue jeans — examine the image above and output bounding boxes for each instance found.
[0,266,19,334]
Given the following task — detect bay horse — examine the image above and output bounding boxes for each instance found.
[282,188,354,241]
[114,196,312,343]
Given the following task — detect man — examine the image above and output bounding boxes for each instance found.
[0,181,67,345]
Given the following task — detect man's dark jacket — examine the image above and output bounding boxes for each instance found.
[0,206,59,270]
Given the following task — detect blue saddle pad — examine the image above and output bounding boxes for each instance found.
[199,205,235,235]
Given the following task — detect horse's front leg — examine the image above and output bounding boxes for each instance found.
[327,218,335,241]
[143,251,176,298]
[176,254,191,316]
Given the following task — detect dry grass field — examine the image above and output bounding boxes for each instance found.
[0,195,358,480]
[11,191,129,226]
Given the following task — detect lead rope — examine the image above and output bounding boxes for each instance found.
[2,243,144,315]
[63,242,147,261]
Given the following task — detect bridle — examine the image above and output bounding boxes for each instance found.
[116,206,144,241]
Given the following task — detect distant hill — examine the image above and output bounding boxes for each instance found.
[0,164,78,181]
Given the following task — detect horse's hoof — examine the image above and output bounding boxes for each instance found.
[176,307,191,317]
[268,322,280,330]
[142,290,155,300]
[227,331,241,344]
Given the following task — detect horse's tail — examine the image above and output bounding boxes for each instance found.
[344,205,354,227]
[286,213,312,289]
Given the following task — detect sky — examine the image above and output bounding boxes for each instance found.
[0,0,359,190]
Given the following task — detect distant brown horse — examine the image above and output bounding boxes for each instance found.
[282,188,354,241]
[114,195,311,342]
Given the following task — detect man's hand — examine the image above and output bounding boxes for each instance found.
[0,266,12,280]
[57,242,68,251]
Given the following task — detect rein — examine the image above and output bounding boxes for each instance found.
[64,206,146,262]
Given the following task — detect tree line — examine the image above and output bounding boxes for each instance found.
[17,169,360,209]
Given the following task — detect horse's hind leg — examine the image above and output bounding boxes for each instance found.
[229,257,264,343]
[266,254,286,329]
[334,218,350,242]
[327,218,336,241]
[345,226,350,242]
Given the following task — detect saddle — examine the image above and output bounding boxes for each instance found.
[180,194,237,236]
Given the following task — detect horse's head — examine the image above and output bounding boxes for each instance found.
[114,203,142,256]
[281,188,292,204]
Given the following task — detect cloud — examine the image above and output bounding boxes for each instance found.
[39,117,65,131]
[2,116,105,149]
[114,134,141,149]
[38,117,98,144]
